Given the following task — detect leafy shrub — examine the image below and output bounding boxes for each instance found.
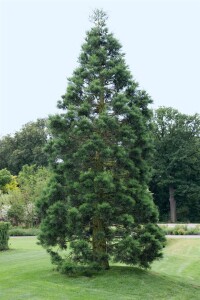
[0,222,10,250]
[172,225,187,235]
[187,226,200,235]
[174,227,187,235]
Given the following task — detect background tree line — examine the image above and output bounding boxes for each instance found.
[0,109,200,225]
[0,119,48,175]
[151,107,200,223]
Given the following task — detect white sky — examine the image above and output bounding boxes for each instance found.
[1,0,200,136]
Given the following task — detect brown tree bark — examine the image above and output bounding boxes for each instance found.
[169,186,176,223]
[92,216,109,269]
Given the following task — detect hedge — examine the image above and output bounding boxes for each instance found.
[9,227,40,236]
[0,222,10,251]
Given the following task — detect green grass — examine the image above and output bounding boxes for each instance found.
[0,237,200,299]
[152,238,200,284]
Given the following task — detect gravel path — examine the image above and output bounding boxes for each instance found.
[10,235,200,239]
[166,235,200,238]
[159,223,200,228]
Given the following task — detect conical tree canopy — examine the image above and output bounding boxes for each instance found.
[37,9,165,273]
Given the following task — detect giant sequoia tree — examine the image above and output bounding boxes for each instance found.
[38,10,165,273]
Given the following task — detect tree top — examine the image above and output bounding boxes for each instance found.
[89,9,108,27]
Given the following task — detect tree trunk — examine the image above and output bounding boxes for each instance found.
[92,216,109,269]
[169,186,176,223]
[92,83,108,269]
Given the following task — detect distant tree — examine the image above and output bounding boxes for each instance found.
[37,9,165,273]
[18,164,52,204]
[7,202,25,226]
[0,119,49,174]
[18,165,52,226]
[0,136,15,172]
[151,107,200,222]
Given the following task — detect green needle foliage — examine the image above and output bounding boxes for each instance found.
[37,9,165,274]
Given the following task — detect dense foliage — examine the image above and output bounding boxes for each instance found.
[0,165,51,227]
[0,119,48,174]
[0,169,12,193]
[37,10,165,273]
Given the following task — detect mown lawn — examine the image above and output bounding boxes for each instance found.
[0,237,199,300]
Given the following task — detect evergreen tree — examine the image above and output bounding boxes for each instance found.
[37,9,165,273]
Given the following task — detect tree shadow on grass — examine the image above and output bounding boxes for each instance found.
[113,265,200,285]
[34,265,199,300]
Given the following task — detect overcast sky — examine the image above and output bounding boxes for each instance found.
[1,0,200,136]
